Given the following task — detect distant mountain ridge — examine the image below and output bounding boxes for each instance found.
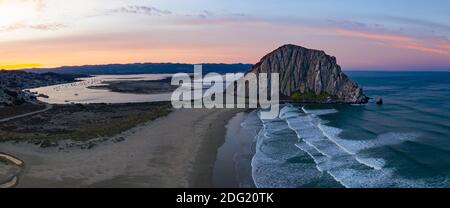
[23,63,252,75]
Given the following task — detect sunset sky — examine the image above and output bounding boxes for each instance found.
[1,0,449,70]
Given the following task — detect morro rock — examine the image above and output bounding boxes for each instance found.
[249,44,368,104]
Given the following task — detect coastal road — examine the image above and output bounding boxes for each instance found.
[0,103,53,123]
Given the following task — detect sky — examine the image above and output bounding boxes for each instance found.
[0,0,449,70]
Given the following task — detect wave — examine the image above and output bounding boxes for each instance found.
[249,105,449,188]
[251,112,327,188]
[318,124,417,156]
[301,106,338,116]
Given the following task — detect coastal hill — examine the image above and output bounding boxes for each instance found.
[249,44,369,104]
[0,70,83,106]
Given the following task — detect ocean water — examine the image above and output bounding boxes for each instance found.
[248,71,450,188]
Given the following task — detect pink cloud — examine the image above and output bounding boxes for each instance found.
[334,28,450,56]
[335,29,415,42]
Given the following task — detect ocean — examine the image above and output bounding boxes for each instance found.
[218,71,450,188]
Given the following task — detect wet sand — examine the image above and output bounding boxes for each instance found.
[212,110,263,188]
[0,108,243,188]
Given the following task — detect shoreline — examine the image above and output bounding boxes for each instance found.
[0,108,245,188]
[189,108,245,187]
[212,111,259,188]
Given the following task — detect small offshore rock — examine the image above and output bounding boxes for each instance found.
[376,97,383,105]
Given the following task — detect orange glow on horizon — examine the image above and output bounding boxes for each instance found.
[2,28,449,70]
[0,46,267,70]
[0,63,43,70]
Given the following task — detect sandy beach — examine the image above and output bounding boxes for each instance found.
[0,108,243,188]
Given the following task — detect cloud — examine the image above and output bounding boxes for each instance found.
[334,28,450,55]
[31,0,46,11]
[382,15,450,33]
[334,29,415,42]
[398,43,448,55]
[29,23,66,30]
[169,12,450,56]
[231,13,247,17]
[198,10,213,19]
[109,6,172,16]
[327,20,368,30]
[0,23,24,32]
[12,0,46,12]
[323,16,450,56]
[0,22,66,32]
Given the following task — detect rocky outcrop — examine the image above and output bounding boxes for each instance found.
[376,97,383,105]
[249,44,368,103]
[0,88,33,106]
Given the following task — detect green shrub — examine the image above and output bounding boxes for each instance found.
[290,91,331,102]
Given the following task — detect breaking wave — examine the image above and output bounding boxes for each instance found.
[249,104,450,188]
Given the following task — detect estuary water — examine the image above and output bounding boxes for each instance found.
[29,74,174,104]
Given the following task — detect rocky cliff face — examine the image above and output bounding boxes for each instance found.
[249,44,368,104]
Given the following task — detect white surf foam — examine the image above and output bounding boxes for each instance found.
[301,106,338,116]
[318,124,417,155]
[251,117,323,188]
[251,105,431,188]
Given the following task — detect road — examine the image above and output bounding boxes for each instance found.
[0,103,53,123]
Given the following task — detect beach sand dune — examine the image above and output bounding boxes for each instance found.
[0,108,242,188]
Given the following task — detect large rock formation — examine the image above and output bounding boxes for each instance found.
[249,44,368,103]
